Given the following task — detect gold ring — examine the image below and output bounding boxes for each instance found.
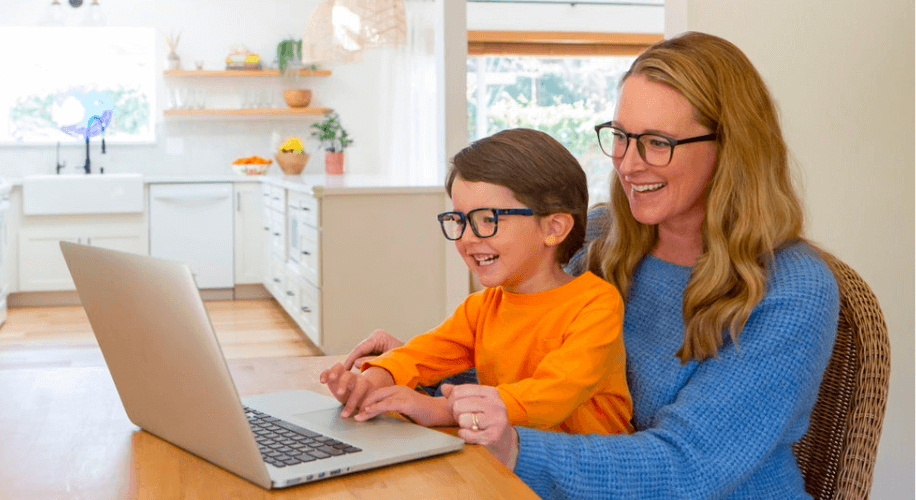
[471,413,479,431]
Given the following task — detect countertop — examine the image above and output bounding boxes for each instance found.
[9,173,447,197]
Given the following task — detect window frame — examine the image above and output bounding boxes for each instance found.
[467,30,662,57]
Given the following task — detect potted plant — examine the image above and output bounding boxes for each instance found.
[277,38,312,108]
[310,112,353,175]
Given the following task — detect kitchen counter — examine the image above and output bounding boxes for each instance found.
[10,173,447,196]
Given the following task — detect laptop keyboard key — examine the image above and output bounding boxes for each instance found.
[246,409,359,465]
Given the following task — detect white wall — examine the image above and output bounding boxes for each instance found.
[467,1,662,33]
[0,0,388,178]
[668,1,915,498]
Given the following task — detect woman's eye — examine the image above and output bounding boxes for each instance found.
[646,137,670,149]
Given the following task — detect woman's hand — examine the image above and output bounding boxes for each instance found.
[342,329,405,370]
[353,386,456,427]
[441,383,519,470]
[319,364,394,417]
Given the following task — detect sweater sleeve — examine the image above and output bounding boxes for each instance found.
[363,295,479,388]
[513,257,840,499]
[496,295,625,428]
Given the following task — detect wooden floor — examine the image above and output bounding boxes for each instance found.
[0,299,323,371]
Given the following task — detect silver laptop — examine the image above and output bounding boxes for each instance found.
[60,241,463,489]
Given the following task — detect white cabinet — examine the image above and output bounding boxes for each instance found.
[149,183,234,289]
[262,182,460,355]
[18,215,148,292]
[233,183,266,285]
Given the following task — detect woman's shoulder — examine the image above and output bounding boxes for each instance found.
[770,242,838,293]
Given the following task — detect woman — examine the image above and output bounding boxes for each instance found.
[346,32,840,499]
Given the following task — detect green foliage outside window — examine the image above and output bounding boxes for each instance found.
[468,55,634,203]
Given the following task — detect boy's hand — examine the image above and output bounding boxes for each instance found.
[319,364,394,417]
[342,329,404,370]
[354,386,456,427]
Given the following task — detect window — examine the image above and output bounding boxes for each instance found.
[467,31,661,203]
[0,27,155,145]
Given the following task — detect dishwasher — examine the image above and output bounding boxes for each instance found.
[149,183,234,289]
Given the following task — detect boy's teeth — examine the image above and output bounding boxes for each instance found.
[632,183,665,192]
[476,255,498,265]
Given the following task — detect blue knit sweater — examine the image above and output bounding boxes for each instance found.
[516,229,839,499]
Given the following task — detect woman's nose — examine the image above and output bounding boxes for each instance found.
[614,140,648,176]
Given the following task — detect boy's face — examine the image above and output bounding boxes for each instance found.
[449,177,558,294]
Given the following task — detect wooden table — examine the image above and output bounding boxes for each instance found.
[0,356,540,500]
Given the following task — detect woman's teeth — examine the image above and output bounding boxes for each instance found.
[475,255,498,266]
[632,182,665,193]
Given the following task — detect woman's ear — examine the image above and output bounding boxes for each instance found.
[542,213,574,247]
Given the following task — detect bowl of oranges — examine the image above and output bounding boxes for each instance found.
[232,155,273,175]
[275,137,309,175]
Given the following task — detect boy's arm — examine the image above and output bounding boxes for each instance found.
[496,300,626,429]
[363,294,482,388]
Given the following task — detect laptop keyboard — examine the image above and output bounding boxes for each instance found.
[244,406,362,468]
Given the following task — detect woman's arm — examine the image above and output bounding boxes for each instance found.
[514,254,840,499]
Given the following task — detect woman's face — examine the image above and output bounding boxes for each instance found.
[612,74,717,232]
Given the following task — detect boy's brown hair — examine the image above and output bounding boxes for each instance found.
[445,128,588,265]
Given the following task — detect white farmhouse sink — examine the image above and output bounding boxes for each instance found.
[23,173,144,216]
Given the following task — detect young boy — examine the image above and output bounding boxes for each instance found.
[320,128,632,435]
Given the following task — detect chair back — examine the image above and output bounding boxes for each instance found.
[793,253,891,499]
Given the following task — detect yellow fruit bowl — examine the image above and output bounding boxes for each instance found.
[275,152,309,175]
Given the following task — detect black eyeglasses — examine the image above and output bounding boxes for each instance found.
[594,121,718,167]
[436,208,534,241]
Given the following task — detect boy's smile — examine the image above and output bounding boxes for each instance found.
[449,177,572,294]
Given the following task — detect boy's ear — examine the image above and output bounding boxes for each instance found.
[542,213,574,247]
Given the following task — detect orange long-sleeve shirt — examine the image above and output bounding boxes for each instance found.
[364,271,633,435]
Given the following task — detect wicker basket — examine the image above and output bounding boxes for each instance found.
[283,89,312,108]
[275,152,309,175]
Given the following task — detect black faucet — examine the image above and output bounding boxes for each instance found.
[56,142,66,174]
[83,115,107,175]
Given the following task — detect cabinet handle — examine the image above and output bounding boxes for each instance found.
[302,251,310,255]
[286,291,294,296]
[302,206,310,211]
[264,226,270,231]
[237,192,241,212]
[87,237,91,246]
[301,307,311,313]
[274,232,280,236]
[273,278,281,283]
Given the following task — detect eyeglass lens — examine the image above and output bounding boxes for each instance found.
[597,127,672,166]
[438,209,500,240]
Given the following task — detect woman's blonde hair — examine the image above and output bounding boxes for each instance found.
[588,31,806,362]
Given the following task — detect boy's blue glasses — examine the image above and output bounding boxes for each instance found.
[436,208,534,240]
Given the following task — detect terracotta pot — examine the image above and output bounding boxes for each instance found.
[325,152,345,175]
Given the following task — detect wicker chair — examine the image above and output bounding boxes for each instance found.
[793,253,891,499]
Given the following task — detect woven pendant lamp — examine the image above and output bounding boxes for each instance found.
[302,0,407,65]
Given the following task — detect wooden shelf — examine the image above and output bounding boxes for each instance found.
[163,107,332,116]
[163,69,332,77]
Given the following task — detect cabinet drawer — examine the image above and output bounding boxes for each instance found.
[268,257,285,298]
[297,277,321,346]
[299,195,319,228]
[269,210,285,260]
[300,224,320,286]
[269,185,286,212]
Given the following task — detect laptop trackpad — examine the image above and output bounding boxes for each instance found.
[293,408,402,433]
